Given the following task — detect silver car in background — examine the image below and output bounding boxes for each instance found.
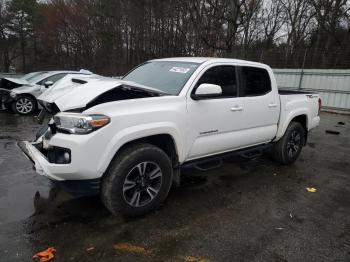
[0,70,92,115]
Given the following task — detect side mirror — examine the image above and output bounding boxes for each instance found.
[44,81,54,88]
[191,83,222,100]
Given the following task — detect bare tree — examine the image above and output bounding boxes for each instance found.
[2,0,350,73]
[261,0,285,47]
[239,0,263,57]
[280,0,315,51]
[311,0,350,66]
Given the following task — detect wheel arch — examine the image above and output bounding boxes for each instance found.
[15,93,37,102]
[115,134,179,168]
[290,114,308,145]
[276,112,309,144]
[98,127,182,179]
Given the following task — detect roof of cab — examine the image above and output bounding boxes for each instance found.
[150,57,267,67]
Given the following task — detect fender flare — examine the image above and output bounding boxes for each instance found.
[96,122,184,175]
[275,109,310,141]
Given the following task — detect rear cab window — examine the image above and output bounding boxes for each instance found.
[239,66,271,96]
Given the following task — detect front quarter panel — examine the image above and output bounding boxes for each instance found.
[82,96,187,178]
[12,84,42,97]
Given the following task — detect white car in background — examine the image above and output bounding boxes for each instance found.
[0,70,93,115]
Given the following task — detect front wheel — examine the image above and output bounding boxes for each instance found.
[272,121,305,165]
[11,95,37,115]
[101,143,173,217]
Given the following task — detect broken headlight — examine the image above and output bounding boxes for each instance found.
[53,113,110,134]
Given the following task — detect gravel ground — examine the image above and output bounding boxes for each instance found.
[0,111,349,262]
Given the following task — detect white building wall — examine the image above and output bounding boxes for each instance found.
[274,69,350,110]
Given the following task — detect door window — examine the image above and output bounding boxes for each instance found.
[240,67,271,96]
[194,65,238,97]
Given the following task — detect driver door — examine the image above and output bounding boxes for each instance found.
[186,64,242,159]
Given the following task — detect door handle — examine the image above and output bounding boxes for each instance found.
[230,106,243,112]
[268,103,278,108]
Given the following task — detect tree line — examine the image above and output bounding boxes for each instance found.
[0,0,350,75]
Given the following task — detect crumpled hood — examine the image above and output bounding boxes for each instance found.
[0,77,32,92]
[38,87,74,102]
[40,78,125,111]
[3,77,30,85]
[38,75,103,103]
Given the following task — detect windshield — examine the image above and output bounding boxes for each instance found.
[20,72,47,82]
[123,61,200,95]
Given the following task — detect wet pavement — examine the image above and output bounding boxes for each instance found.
[0,110,349,262]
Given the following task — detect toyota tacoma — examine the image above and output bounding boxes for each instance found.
[19,58,321,217]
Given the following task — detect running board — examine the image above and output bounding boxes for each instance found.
[193,158,223,171]
[239,149,263,159]
[182,143,272,171]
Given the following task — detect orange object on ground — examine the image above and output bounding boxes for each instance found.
[33,247,56,262]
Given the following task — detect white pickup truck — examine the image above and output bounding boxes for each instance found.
[19,57,321,217]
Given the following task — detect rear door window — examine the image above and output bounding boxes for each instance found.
[240,67,271,96]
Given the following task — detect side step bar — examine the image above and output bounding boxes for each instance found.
[182,143,272,172]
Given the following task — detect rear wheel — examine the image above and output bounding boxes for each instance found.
[11,95,36,115]
[101,143,173,217]
[272,121,305,164]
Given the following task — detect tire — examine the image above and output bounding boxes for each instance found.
[272,121,305,165]
[11,95,37,115]
[101,143,173,217]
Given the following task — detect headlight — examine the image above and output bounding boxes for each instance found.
[10,91,17,98]
[53,113,110,134]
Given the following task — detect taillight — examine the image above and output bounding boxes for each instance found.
[318,98,322,115]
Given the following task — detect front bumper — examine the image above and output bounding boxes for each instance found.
[18,141,101,195]
[0,89,15,106]
[18,141,65,181]
[18,125,107,179]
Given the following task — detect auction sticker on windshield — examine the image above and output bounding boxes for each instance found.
[169,67,190,74]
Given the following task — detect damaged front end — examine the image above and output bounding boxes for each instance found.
[18,79,170,195]
[36,100,61,125]
[20,117,70,165]
[18,137,99,195]
[22,79,168,171]
[36,80,166,121]
[0,78,23,108]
